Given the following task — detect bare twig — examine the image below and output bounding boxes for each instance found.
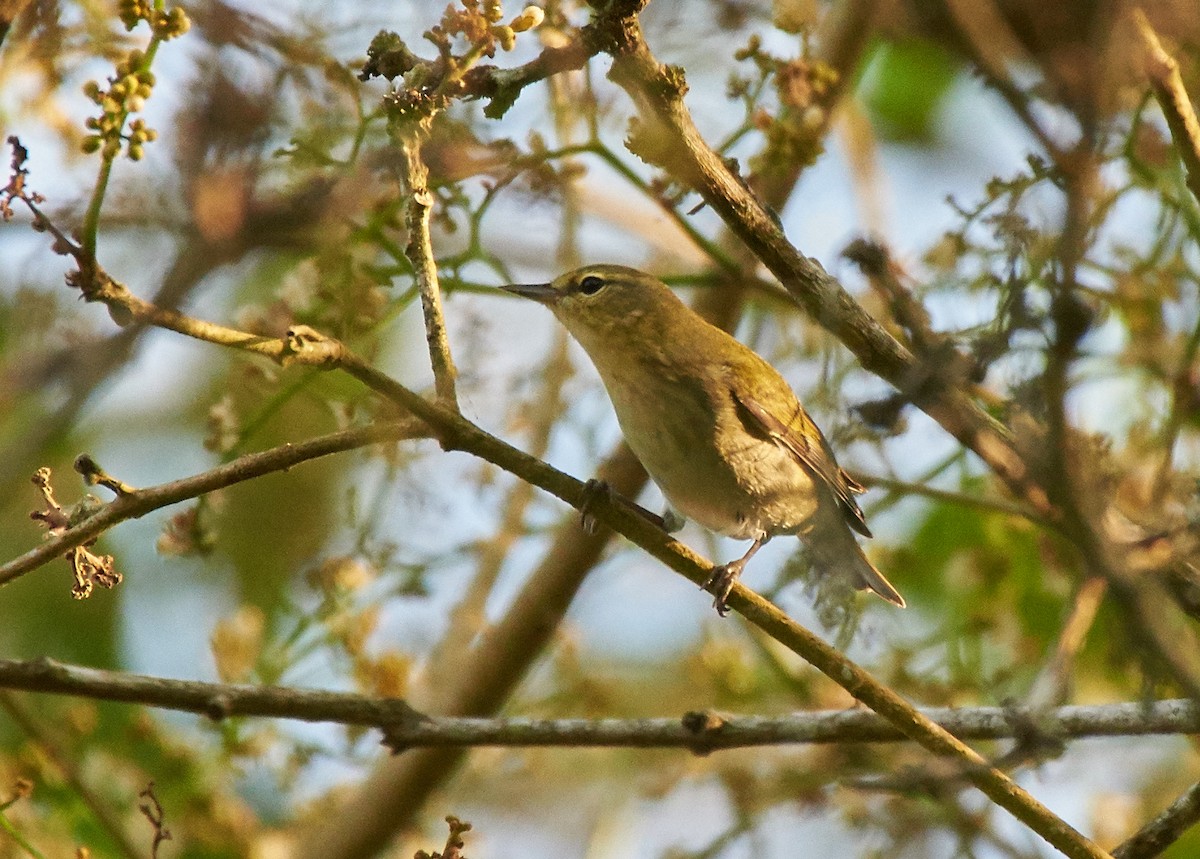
[398,134,459,406]
[851,471,1043,522]
[137,783,171,859]
[0,420,428,588]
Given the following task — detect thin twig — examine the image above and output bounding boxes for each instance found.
[398,134,459,406]
[850,471,1043,522]
[1134,8,1200,208]
[0,420,428,587]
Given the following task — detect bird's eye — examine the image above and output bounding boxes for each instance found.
[578,275,606,295]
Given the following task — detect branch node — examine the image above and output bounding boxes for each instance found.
[681,709,727,756]
[203,693,233,721]
[379,700,433,755]
[281,325,347,368]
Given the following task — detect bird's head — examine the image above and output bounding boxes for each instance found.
[500,264,688,348]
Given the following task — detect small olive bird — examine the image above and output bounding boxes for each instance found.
[501,264,905,615]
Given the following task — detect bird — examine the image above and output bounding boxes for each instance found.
[501,264,905,615]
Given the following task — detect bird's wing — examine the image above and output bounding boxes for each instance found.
[731,387,873,538]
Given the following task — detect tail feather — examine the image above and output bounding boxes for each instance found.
[811,528,906,607]
[802,503,907,607]
[850,545,906,607]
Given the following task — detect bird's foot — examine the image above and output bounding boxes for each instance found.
[702,562,744,617]
[579,479,610,535]
[661,508,686,534]
[580,479,674,534]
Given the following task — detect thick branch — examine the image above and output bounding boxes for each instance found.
[2,659,1197,751]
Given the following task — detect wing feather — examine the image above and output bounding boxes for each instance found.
[732,389,873,538]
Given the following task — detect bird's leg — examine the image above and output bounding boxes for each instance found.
[578,479,670,535]
[703,535,768,616]
[661,508,686,534]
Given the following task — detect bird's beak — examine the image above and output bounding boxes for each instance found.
[499,282,557,304]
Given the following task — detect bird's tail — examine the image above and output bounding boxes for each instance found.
[810,527,906,607]
[848,542,905,607]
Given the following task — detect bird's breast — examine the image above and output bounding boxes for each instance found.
[595,359,820,540]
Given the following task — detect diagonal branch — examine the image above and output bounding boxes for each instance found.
[1134,8,1200,209]
[1114,779,1200,859]
[8,237,1106,857]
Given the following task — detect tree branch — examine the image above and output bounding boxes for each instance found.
[851,471,1044,523]
[1114,779,1200,859]
[1134,7,1200,209]
[398,134,459,406]
[0,420,428,588]
[1,659,1197,751]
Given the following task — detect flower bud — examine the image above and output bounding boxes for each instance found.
[510,5,544,32]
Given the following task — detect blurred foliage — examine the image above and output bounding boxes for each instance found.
[859,37,960,142]
[0,0,1198,857]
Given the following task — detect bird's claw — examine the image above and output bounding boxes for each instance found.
[579,479,677,534]
[579,479,610,535]
[702,563,742,617]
